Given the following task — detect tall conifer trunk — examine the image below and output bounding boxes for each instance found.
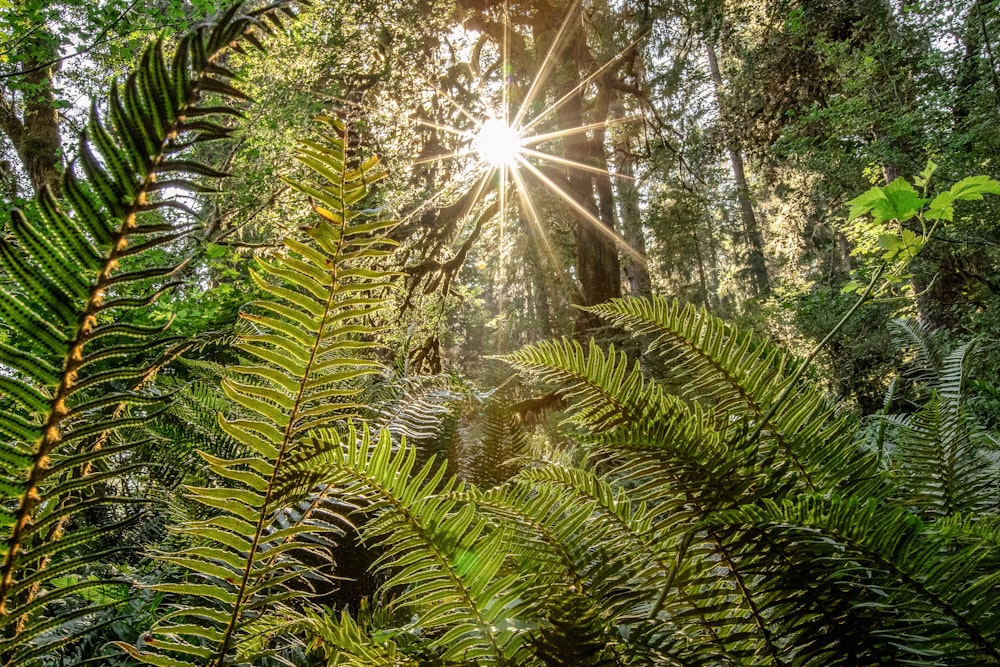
[532,2,622,332]
[705,41,769,298]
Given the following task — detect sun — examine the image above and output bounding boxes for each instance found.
[474,118,522,168]
[341,0,647,276]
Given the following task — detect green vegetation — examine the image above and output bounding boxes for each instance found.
[1,0,1000,665]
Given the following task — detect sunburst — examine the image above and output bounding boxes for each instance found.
[349,0,648,284]
[474,118,523,168]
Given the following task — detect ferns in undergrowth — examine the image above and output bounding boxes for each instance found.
[4,1,999,661]
[881,319,1000,517]
[116,115,396,666]
[0,2,302,663]
[285,297,1000,666]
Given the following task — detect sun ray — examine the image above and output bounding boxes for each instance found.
[519,147,634,181]
[520,34,647,136]
[509,161,557,265]
[407,116,474,139]
[397,161,492,226]
[502,0,510,124]
[520,116,635,147]
[435,86,482,126]
[515,154,647,266]
[410,147,479,167]
[511,0,581,129]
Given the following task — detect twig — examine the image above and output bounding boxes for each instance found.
[744,262,887,446]
[0,0,143,80]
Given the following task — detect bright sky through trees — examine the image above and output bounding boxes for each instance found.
[473,117,522,168]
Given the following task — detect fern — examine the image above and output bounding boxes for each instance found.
[115,115,395,665]
[0,3,300,662]
[715,494,1000,663]
[491,297,1000,664]
[886,330,1000,517]
[582,297,873,494]
[284,426,534,666]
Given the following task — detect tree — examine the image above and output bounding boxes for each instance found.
[0,0,218,198]
[2,2,1000,664]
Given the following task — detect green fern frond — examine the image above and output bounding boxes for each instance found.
[583,297,871,493]
[501,338,684,433]
[527,590,620,667]
[285,426,533,666]
[715,494,1000,663]
[889,317,944,388]
[279,607,414,666]
[118,115,397,666]
[367,372,463,444]
[890,341,999,518]
[0,2,301,661]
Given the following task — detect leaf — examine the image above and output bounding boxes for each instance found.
[913,158,937,189]
[927,175,1000,222]
[870,177,925,223]
[948,174,1000,201]
[846,186,886,223]
[926,190,955,222]
[878,229,923,262]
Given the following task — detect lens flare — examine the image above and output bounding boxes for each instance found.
[474,118,522,168]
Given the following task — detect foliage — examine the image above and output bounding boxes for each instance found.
[0,2,301,662]
[264,298,1000,665]
[845,161,1000,273]
[2,1,1000,666]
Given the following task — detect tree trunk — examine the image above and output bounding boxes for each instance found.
[611,93,652,298]
[532,3,622,333]
[705,41,769,298]
[0,27,63,197]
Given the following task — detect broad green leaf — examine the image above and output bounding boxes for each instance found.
[847,186,887,223]
[871,177,925,223]
[948,175,1000,201]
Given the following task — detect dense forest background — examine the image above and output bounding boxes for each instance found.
[1,0,1000,664]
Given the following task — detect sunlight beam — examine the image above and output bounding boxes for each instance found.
[520,34,647,136]
[519,147,634,181]
[408,116,474,139]
[397,162,492,226]
[511,0,581,128]
[520,116,636,147]
[435,87,482,126]
[515,155,647,266]
[509,161,557,264]
[411,147,479,167]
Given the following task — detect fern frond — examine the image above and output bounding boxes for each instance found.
[0,2,302,661]
[715,494,1000,663]
[277,607,414,666]
[889,317,943,388]
[583,297,871,494]
[890,340,1000,517]
[501,338,684,433]
[119,115,397,665]
[284,426,533,666]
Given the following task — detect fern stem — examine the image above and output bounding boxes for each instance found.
[213,123,353,666]
[0,196,146,618]
[744,262,887,448]
[13,343,191,634]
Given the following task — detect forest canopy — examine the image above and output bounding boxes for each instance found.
[1,0,1000,664]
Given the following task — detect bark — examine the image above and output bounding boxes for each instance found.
[0,29,63,197]
[532,3,622,333]
[705,41,769,298]
[611,92,652,298]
